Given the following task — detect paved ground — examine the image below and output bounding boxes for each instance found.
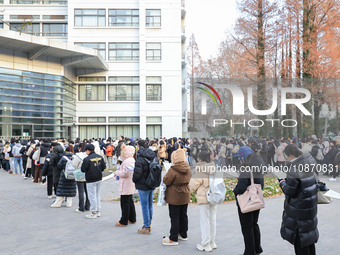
[0,169,339,255]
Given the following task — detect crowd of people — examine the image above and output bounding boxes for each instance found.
[0,134,340,255]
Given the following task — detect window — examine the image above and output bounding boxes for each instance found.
[146,117,162,123]
[75,42,106,60]
[0,15,3,29]
[10,0,40,4]
[108,76,139,82]
[108,43,139,61]
[108,9,139,27]
[79,117,106,123]
[146,43,161,61]
[146,125,162,138]
[78,76,106,82]
[146,76,162,101]
[108,85,139,101]
[146,9,161,27]
[42,23,67,36]
[79,126,106,139]
[43,15,67,20]
[74,9,106,27]
[10,23,40,35]
[109,117,139,123]
[78,85,106,101]
[109,125,139,139]
[10,15,40,19]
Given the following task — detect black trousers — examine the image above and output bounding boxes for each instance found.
[47,175,54,196]
[237,206,263,255]
[294,236,316,255]
[168,204,188,242]
[77,182,90,211]
[119,195,136,225]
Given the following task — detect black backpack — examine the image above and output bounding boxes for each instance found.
[143,157,162,189]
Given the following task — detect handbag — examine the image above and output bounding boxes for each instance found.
[73,169,86,182]
[237,170,265,213]
[317,181,333,204]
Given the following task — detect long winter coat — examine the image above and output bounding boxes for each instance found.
[163,149,191,205]
[132,147,156,190]
[56,171,77,197]
[189,161,215,204]
[50,144,65,184]
[115,146,136,195]
[280,153,319,248]
[56,152,76,197]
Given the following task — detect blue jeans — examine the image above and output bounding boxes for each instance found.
[138,189,154,228]
[14,157,23,175]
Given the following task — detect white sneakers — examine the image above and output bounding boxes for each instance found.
[162,237,178,246]
[197,244,213,252]
[210,242,217,249]
[329,178,336,182]
[178,234,188,241]
[85,212,97,219]
[66,197,72,208]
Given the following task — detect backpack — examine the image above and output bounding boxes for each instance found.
[206,173,226,204]
[143,157,162,189]
[63,155,76,180]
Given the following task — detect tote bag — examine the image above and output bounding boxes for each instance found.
[237,170,265,213]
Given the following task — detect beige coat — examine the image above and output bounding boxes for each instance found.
[163,149,191,205]
[26,144,35,169]
[189,161,215,204]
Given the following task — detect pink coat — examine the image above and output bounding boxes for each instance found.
[115,146,136,195]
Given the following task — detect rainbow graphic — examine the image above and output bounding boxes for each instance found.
[196,82,222,107]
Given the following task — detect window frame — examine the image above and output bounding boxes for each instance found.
[108,9,139,27]
[74,9,106,27]
[146,9,161,27]
[146,42,161,61]
[108,42,139,61]
[78,84,106,101]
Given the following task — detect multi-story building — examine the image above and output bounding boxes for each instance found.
[0,0,186,140]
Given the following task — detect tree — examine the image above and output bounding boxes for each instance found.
[186,34,203,130]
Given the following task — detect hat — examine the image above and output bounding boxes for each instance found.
[238,146,254,163]
[85,144,95,151]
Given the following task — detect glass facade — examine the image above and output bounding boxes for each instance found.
[0,67,76,139]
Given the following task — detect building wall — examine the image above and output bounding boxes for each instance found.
[0,0,186,140]
[68,0,184,139]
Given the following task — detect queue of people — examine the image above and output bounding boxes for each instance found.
[1,134,340,255]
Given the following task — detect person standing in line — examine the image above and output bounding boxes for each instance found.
[53,147,77,208]
[190,151,217,252]
[12,140,24,175]
[276,140,288,167]
[72,143,90,212]
[105,140,114,170]
[49,143,65,207]
[114,145,136,227]
[279,144,318,255]
[233,145,264,255]
[132,140,156,234]
[162,148,191,246]
[42,143,56,199]
[2,142,10,172]
[81,144,106,219]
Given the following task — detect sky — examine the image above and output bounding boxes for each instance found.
[185,0,239,60]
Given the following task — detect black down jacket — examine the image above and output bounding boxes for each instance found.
[56,152,76,197]
[133,147,156,190]
[280,153,319,248]
[50,144,65,184]
[56,171,77,197]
